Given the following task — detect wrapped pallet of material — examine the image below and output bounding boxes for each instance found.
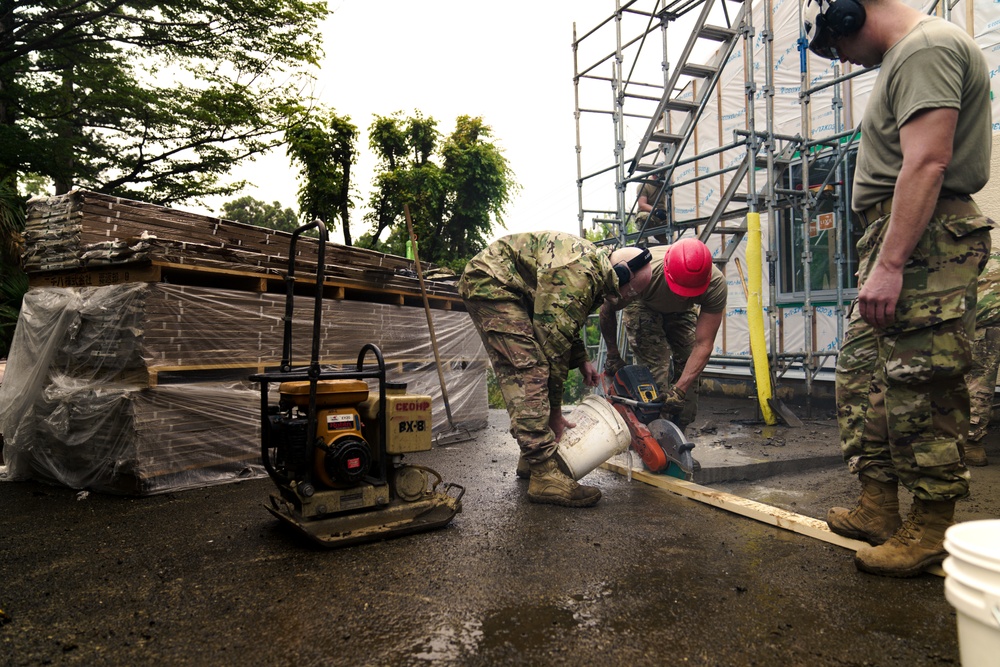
[0,283,488,495]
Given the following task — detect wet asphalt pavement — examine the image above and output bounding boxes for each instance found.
[0,409,961,667]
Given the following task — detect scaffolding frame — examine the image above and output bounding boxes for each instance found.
[571,0,882,411]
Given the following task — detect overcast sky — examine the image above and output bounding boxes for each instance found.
[209,0,622,244]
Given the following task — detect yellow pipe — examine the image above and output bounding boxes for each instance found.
[745,212,777,424]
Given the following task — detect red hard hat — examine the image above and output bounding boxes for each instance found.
[664,238,713,297]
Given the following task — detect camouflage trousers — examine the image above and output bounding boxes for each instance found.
[836,199,991,501]
[634,212,669,243]
[967,324,1000,444]
[463,298,558,463]
[622,302,699,428]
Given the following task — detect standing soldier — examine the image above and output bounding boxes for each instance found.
[965,254,1000,467]
[599,238,727,432]
[458,232,653,507]
[805,0,993,576]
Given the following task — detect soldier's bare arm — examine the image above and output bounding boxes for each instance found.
[859,106,957,329]
[674,311,724,394]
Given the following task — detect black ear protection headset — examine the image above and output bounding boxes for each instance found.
[810,0,866,40]
[820,0,866,37]
[614,247,653,286]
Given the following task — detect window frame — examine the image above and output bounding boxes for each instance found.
[776,147,862,305]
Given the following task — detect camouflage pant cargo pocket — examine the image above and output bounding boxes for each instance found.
[883,317,971,385]
[472,309,540,371]
[911,438,963,469]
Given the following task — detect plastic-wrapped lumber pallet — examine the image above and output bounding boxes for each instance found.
[2,192,489,495]
[0,283,488,495]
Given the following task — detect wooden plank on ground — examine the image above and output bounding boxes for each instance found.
[601,461,945,577]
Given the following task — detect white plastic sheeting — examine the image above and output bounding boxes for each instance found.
[0,284,488,495]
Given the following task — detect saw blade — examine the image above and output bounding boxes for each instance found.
[647,418,697,475]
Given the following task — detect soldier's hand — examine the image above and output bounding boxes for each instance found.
[550,409,575,442]
[579,361,599,387]
[652,208,667,221]
[659,385,686,417]
[604,356,626,378]
[857,262,903,329]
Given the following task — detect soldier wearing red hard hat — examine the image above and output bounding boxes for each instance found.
[599,237,727,430]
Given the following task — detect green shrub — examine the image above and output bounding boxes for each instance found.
[486,368,505,409]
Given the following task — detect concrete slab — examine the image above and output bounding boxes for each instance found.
[606,395,845,484]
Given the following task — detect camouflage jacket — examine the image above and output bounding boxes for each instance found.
[458,231,618,378]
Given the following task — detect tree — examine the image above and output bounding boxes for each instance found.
[359,112,518,271]
[360,112,441,253]
[0,176,26,358]
[0,0,327,206]
[434,115,518,263]
[221,196,299,232]
[285,107,359,244]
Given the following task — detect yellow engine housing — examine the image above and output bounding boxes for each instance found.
[314,406,367,488]
[279,379,369,407]
[361,384,433,454]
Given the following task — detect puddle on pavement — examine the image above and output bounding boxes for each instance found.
[478,604,578,649]
[407,600,594,661]
[408,617,483,663]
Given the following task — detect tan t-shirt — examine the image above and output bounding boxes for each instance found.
[637,180,667,210]
[637,245,728,313]
[852,17,991,212]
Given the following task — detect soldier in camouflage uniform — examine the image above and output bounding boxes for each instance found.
[805,0,994,577]
[964,254,1000,467]
[599,238,727,432]
[457,232,653,507]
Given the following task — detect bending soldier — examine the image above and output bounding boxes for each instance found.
[599,238,727,432]
[458,232,653,507]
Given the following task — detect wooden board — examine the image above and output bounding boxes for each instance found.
[602,461,945,577]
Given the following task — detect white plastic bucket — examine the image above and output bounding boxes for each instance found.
[943,520,1000,667]
[556,395,631,480]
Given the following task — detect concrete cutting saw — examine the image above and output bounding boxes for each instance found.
[249,220,463,548]
[606,365,700,480]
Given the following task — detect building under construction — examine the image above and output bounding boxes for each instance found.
[573,0,1000,418]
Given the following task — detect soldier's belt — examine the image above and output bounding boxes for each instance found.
[859,191,977,227]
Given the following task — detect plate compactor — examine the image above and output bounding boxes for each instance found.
[250,221,463,548]
[606,365,700,480]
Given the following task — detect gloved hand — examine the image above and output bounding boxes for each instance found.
[604,356,626,378]
[652,208,667,221]
[659,385,686,417]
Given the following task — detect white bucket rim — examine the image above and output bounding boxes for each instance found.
[576,395,629,437]
[945,520,1000,571]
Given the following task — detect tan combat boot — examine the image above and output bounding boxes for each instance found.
[854,498,956,577]
[527,457,602,507]
[827,477,902,545]
[964,442,988,467]
[516,455,530,480]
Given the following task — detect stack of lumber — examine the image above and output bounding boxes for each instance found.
[0,191,488,495]
[22,189,458,299]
